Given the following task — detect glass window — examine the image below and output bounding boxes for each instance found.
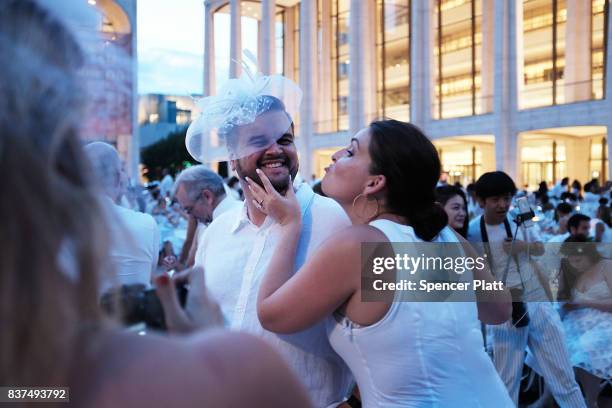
[521,0,605,108]
[433,0,485,119]
[592,0,607,99]
[276,11,284,75]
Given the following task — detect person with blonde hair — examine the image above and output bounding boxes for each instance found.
[0,1,309,406]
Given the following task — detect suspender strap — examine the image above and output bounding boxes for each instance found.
[479,216,524,288]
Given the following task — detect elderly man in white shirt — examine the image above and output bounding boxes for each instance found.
[167,165,241,270]
[84,142,160,292]
[158,77,354,406]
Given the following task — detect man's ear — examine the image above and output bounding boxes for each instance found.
[363,175,386,196]
[229,159,237,172]
[477,197,486,209]
[202,189,215,206]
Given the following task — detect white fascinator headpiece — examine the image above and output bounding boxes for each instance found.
[186,51,302,162]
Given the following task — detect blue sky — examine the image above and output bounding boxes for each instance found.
[137,0,204,95]
[137,1,263,96]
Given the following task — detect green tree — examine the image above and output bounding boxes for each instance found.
[140,127,197,181]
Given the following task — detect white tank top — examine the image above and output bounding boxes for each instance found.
[327,219,513,407]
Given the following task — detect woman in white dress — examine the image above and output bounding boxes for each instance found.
[249,120,513,407]
[559,236,612,408]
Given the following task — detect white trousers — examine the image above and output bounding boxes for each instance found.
[489,302,586,408]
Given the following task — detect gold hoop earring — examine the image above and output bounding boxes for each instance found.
[352,193,380,221]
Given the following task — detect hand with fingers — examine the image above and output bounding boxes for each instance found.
[245,169,301,227]
[154,267,223,334]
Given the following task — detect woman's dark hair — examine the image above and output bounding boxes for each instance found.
[474,171,517,199]
[597,204,612,228]
[557,235,603,301]
[555,202,573,222]
[537,181,548,195]
[436,185,468,238]
[368,120,447,241]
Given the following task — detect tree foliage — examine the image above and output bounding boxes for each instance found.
[140,127,196,181]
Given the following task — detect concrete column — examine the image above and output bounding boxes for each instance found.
[260,0,276,74]
[410,0,433,129]
[121,0,140,180]
[349,0,373,136]
[365,0,377,123]
[493,0,522,182]
[284,6,296,81]
[606,0,612,181]
[203,1,215,95]
[230,0,242,77]
[318,0,333,132]
[565,0,592,102]
[299,0,317,180]
[481,0,495,113]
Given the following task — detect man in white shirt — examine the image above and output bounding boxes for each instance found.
[84,142,160,292]
[468,171,585,408]
[159,168,174,199]
[162,93,354,407]
[548,213,591,243]
[167,165,241,270]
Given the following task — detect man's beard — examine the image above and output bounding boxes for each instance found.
[234,156,298,194]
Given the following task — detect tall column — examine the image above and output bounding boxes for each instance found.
[481,0,495,113]
[230,0,242,77]
[299,0,317,179]
[203,1,215,95]
[364,0,377,123]
[349,0,371,136]
[606,0,612,181]
[260,0,276,74]
[493,0,522,182]
[410,0,433,129]
[318,0,333,132]
[284,6,296,81]
[565,0,592,102]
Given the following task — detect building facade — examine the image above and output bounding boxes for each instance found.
[203,0,611,189]
[138,94,201,149]
[79,0,139,179]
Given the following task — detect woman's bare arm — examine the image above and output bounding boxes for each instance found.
[257,226,367,333]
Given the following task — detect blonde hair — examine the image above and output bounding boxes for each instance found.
[0,0,111,385]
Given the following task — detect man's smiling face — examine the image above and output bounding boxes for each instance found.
[230,110,298,193]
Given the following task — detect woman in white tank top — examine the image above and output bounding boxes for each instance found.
[249,120,513,407]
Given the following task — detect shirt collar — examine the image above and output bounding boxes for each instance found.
[213,194,239,219]
[230,180,313,234]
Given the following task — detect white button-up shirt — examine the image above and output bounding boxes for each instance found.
[195,183,353,407]
[101,197,160,292]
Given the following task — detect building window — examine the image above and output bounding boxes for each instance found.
[592,0,608,99]
[376,0,410,121]
[521,140,567,189]
[521,0,607,108]
[276,11,285,75]
[589,137,609,183]
[433,0,484,119]
[521,0,567,108]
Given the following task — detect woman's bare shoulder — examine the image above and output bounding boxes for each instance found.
[329,224,389,246]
